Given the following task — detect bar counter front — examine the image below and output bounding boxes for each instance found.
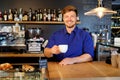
[47,61,120,80]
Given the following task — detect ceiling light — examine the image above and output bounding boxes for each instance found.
[84,0,117,18]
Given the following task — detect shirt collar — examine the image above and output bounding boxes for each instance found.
[63,26,78,34]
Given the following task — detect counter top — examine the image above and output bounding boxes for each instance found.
[47,61,120,80]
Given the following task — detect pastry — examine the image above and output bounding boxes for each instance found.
[22,64,35,72]
[0,63,13,70]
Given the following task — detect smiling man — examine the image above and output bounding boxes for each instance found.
[44,5,94,65]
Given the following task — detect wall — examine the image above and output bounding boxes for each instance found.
[0,0,112,39]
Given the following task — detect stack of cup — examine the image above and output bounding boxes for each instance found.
[111,51,118,68]
[111,50,120,68]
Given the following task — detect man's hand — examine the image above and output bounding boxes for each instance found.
[51,45,60,54]
[59,54,93,66]
[59,58,76,65]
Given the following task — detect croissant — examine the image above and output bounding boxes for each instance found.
[22,64,35,72]
[0,63,13,70]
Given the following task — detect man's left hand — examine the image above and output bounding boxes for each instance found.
[59,58,76,65]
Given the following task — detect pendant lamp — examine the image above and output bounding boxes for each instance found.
[84,0,117,18]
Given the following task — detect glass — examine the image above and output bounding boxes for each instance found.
[111,48,118,68]
[0,71,41,80]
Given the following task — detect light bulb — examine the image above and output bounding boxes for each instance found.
[97,11,104,18]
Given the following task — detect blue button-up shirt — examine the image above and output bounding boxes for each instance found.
[46,26,94,61]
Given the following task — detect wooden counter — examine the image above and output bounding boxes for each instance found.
[47,61,120,80]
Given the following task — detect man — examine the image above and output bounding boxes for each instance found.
[44,5,94,65]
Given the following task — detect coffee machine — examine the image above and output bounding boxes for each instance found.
[25,28,44,53]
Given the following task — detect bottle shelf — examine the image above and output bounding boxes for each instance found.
[0,21,80,24]
[111,16,120,19]
[111,27,120,29]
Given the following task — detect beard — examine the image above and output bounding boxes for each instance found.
[66,23,76,28]
[67,25,74,28]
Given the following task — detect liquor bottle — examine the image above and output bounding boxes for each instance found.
[57,8,62,21]
[39,9,43,21]
[47,9,51,21]
[52,9,57,21]
[0,11,2,21]
[32,10,36,21]
[37,9,43,21]
[28,8,32,21]
[8,9,13,21]
[35,10,38,21]
[13,8,19,21]
[43,8,48,21]
[19,8,23,21]
[3,10,8,21]
[23,11,28,21]
[36,9,40,21]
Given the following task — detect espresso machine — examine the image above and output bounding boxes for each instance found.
[25,28,44,53]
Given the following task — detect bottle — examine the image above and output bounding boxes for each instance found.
[22,11,28,21]
[43,8,48,21]
[19,8,23,21]
[39,9,43,21]
[36,9,43,21]
[35,10,38,21]
[47,9,51,21]
[0,11,3,21]
[13,23,20,34]
[8,9,13,21]
[91,33,98,48]
[28,8,32,21]
[32,10,36,21]
[52,9,57,21]
[13,8,19,21]
[57,8,62,21]
[3,10,8,21]
[36,9,40,21]
[119,18,120,27]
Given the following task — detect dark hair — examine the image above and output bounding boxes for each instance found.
[62,5,78,16]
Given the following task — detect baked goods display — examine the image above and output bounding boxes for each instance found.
[0,63,36,72]
[0,63,13,70]
[22,64,35,72]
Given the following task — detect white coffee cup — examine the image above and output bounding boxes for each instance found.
[58,44,68,53]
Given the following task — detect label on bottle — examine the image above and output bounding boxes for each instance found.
[8,14,13,21]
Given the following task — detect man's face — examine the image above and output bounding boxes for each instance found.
[63,11,77,28]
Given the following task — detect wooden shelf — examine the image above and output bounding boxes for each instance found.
[0,21,80,24]
[12,63,39,65]
[111,16,120,19]
[0,53,44,57]
[111,27,120,29]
